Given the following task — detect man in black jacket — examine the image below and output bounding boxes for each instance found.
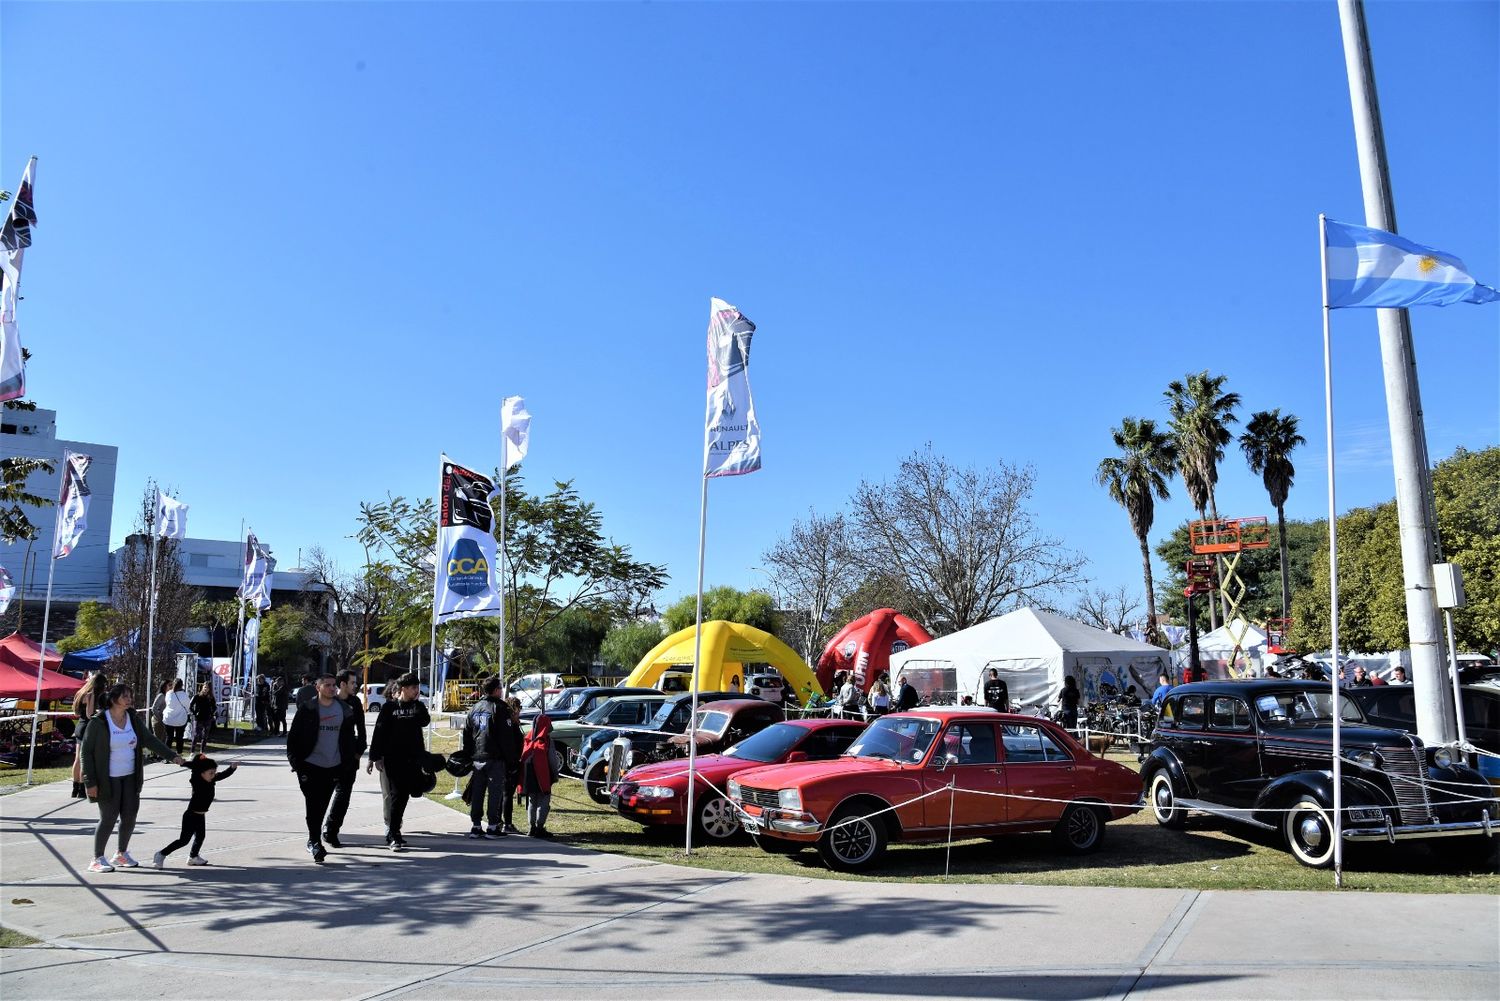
[367,673,430,851]
[287,674,358,863]
[895,674,919,712]
[461,677,507,838]
[320,670,369,848]
[983,668,1010,713]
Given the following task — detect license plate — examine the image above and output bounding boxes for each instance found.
[741,815,762,834]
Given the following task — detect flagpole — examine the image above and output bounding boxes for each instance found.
[428,455,442,751]
[498,415,508,691]
[145,487,160,715]
[232,520,246,743]
[1321,213,1344,887]
[24,467,66,785]
[685,468,709,857]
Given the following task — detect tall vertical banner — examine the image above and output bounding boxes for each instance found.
[53,452,92,559]
[240,534,275,611]
[0,157,36,404]
[434,456,502,622]
[0,564,13,615]
[157,492,189,540]
[703,297,761,477]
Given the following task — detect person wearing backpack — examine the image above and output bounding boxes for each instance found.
[461,677,508,838]
[162,679,193,756]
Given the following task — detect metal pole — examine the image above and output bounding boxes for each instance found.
[684,471,709,857]
[429,455,442,750]
[1321,214,1344,887]
[1444,610,1469,754]
[146,499,159,713]
[498,422,508,690]
[232,520,245,743]
[1185,591,1201,682]
[1336,0,1456,744]
[23,534,59,785]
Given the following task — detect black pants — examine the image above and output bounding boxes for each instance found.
[161,809,208,858]
[468,761,511,828]
[165,725,187,754]
[94,774,143,857]
[191,719,214,754]
[299,765,341,844]
[324,765,359,838]
[379,767,410,840]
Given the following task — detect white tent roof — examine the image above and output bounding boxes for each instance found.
[1195,618,1269,653]
[893,606,1166,663]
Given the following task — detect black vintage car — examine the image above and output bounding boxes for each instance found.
[1142,680,1498,868]
[573,691,742,802]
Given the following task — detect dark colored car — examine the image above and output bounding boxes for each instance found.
[613,718,868,841]
[574,691,741,802]
[520,686,662,728]
[1142,680,1499,868]
[1349,682,1500,791]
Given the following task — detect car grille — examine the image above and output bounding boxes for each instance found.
[739,786,779,810]
[1383,737,1433,825]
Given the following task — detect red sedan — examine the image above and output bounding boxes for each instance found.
[612,718,869,842]
[728,710,1142,871]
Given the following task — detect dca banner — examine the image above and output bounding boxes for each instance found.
[433,456,502,622]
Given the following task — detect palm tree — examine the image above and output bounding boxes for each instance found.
[1240,409,1306,622]
[1165,371,1241,626]
[1096,418,1177,644]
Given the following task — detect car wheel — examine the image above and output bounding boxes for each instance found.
[585,763,612,805]
[693,796,741,842]
[1052,803,1107,854]
[1282,797,1335,868]
[1149,771,1188,829]
[817,806,887,872]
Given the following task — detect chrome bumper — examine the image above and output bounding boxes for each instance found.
[768,817,820,835]
[1343,817,1495,843]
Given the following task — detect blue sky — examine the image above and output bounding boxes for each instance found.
[3,1,1496,618]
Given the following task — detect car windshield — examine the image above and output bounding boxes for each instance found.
[582,699,627,725]
[1255,690,1363,725]
[846,716,941,763]
[725,722,804,763]
[545,689,586,712]
[651,700,684,727]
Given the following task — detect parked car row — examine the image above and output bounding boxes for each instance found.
[531,678,1499,875]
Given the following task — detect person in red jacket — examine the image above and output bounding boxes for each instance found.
[520,712,557,838]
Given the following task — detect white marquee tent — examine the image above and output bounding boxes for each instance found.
[888,607,1171,709]
[1174,618,1279,678]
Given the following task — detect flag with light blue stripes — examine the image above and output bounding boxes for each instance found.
[1325,219,1498,308]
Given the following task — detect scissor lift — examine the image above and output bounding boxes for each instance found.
[1189,517,1271,674]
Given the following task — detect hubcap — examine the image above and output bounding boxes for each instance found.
[1069,808,1098,845]
[701,799,739,839]
[1154,779,1173,814]
[1298,814,1325,850]
[831,819,875,862]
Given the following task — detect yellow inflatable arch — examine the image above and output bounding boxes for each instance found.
[622,620,825,700]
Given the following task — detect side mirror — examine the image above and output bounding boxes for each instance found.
[937,753,958,772]
[785,751,808,763]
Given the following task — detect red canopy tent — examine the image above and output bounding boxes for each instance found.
[0,633,82,700]
[817,609,934,693]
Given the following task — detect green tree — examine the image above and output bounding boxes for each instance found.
[55,600,116,654]
[523,605,611,672]
[258,605,315,673]
[1289,446,1499,653]
[1240,409,1306,622]
[1165,371,1241,626]
[663,586,778,634]
[1,402,53,544]
[1096,418,1177,643]
[598,619,666,671]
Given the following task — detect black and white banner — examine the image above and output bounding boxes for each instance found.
[704,297,761,478]
[433,455,502,622]
[53,451,92,559]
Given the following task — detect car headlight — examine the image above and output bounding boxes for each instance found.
[1432,748,1453,768]
[635,786,675,799]
[777,789,802,810]
[727,779,742,800]
[1345,749,1381,769]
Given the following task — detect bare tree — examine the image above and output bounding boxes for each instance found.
[849,447,1086,634]
[761,510,858,660]
[301,545,385,675]
[110,487,198,692]
[1071,584,1143,635]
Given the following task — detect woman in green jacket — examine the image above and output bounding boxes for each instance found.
[80,683,185,873]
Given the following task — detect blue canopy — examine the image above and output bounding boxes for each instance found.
[61,632,195,672]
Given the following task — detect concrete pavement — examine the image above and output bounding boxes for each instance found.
[2,738,1496,1000]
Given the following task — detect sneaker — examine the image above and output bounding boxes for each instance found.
[323,832,344,849]
[388,840,404,853]
[188,855,210,866]
[532,827,554,840]
[486,825,505,838]
[503,823,521,835]
[87,857,115,873]
[305,841,322,862]
[111,850,140,868]
[467,826,485,839]
[152,851,166,870]
[393,836,409,852]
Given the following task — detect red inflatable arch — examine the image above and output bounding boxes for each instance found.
[817,609,934,693]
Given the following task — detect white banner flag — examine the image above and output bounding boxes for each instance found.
[54,451,92,559]
[0,157,36,404]
[433,456,503,622]
[501,395,531,471]
[703,297,761,477]
[240,534,275,611]
[0,564,14,616]
[157,492,189,539]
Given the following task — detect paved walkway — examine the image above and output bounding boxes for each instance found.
[2,739,1496,1000]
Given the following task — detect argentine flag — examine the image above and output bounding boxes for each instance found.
[1325,219,1499,309]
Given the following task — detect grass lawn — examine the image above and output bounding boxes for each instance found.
[0,926,41,948]
[423,730,1500,894]
[0,721,272,794]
